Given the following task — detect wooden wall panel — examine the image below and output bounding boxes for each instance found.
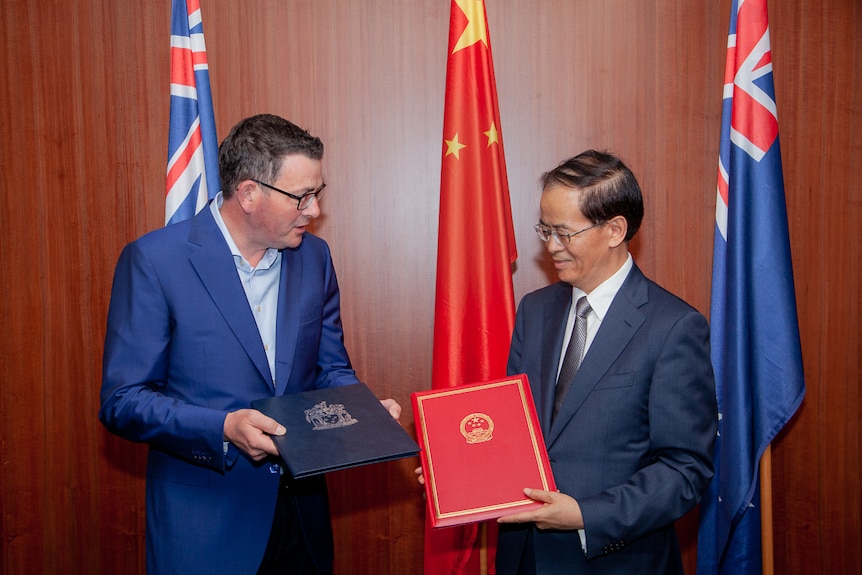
[1,1,858,574]
[1,1,165,573]
[769,1,862,573]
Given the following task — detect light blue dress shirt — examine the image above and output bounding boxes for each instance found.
[210,192,281,385]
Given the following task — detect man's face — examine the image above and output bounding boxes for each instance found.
[253,154,323,250]
[539,184,617,293]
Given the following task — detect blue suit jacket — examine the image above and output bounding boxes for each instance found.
[99,207,359,574]
[497,264,717,575]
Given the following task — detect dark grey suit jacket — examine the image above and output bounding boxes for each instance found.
[497,263,717,575]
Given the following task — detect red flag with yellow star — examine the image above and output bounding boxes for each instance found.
[427,1,517,573]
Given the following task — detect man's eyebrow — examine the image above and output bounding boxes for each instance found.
[304,182,326,194]
[538,220,570,230]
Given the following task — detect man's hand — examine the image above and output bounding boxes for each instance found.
[223,409,285,461]
[497,488,585,531]
[380,398,402,420]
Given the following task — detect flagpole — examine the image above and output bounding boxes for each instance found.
[479,523,488,575]
[760,445,774,575]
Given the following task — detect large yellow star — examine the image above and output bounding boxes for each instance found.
[444,133,467,159]
[452,0,488,53]
[484,122,499,146]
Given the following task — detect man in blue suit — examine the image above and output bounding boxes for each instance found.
[100,114,400,575]
[496,150,717,574]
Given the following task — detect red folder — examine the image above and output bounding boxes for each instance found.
[412,375,556,528]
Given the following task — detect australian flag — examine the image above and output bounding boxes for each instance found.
[696,1,806,573]
[165,0,220,225]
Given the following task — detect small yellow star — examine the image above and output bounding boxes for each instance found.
[444,133,467,159]
[484,122,499,146]
[453,0,488,53]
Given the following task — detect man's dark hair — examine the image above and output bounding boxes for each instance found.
[541,150,644,241]
[218,114,323,198]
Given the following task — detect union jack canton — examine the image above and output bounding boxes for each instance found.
[165,0,220,225]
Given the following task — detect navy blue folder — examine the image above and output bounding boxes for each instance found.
[251,383,419,478]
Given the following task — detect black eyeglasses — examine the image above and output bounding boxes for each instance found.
[534,221,604,245]
[251,179,326,210]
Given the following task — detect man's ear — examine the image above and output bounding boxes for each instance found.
[236,180,258,214]
[606,215,628,248]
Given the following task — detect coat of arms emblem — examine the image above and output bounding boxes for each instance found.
[460,413,494,444]
[305,401,358,431]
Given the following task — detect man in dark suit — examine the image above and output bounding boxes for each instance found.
[99,114,400,575]
[496,150,717,574]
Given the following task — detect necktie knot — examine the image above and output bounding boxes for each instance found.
[576,296,591,319]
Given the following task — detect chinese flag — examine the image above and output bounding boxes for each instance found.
[426,1,517,574]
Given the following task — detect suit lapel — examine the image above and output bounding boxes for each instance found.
[546,265,649,447]
[188,209,273,388]
[274,248,302,395]
[539,285,574,439]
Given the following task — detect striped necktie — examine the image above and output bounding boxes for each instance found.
[552,296,592,422]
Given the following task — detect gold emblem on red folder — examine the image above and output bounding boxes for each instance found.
[460,413,494,444]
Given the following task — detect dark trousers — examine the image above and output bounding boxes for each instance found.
[257,479,330,575]
[516,529,537,575]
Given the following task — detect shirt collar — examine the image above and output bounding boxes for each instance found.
[571,253,633,320]
[210,191,280,271]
